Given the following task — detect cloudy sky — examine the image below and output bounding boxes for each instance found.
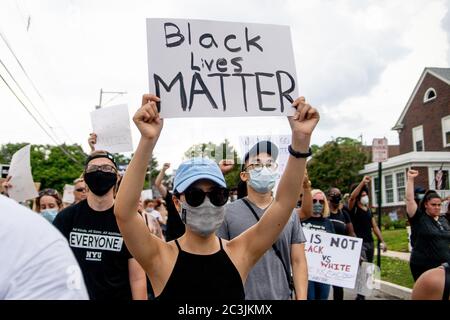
[0,0,448,172]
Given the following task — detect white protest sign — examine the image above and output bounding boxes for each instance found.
[141,189,153,201]
[350,262,381,296]
[8,145,38,202]
[239,134,290,174]
[90,104,133,153]
[147,18,298,118]
[303,229,363,288]
[62,184,75,204]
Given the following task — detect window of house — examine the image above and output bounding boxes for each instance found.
[384,175,394,203]
[442,116,450,147]
[396,172,406,201]
[413,125,424,151]
[434,170,449,190]
[423,88,437,103]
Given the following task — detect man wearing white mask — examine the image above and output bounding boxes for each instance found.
[348,175,387,300]
[217,141,309,300]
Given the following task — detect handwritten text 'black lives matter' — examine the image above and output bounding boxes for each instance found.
[154,22,296,113]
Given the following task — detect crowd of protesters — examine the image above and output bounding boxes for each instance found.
[1,93,449,301]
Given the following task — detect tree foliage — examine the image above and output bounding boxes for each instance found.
[184,139,241,189]
[307,137,369,193]
[0,143,86,192]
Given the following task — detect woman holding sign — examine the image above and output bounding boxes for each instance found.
[114,94,319,300]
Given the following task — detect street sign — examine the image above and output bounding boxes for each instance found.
[372,138,388,163]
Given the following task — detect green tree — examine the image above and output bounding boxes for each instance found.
[307,137,369,193]
[0,143,86,191]
[184,139,241,189]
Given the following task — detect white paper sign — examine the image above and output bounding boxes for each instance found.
[350,262,381,296]
[90,104,133,153]
[147,18,298,118]
[63,184,75,204]
[372,138,388,163]
[141,189,153,201]
[303,229,363,288]
[8,145,38,202]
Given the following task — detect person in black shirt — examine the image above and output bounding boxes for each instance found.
[302,189,336,300]
[114,93,319,300]
[405,169,450,281]
[327,187,356,300]
[53,151,147,300]
[348,176,387,300]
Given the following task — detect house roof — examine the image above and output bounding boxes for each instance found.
[392,67,450,131]
[359,151,450,174]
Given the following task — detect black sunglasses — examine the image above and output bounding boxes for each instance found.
[313,199,325,204]
[183,186,229,207]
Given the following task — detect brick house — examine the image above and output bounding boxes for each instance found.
[359,67,450,217]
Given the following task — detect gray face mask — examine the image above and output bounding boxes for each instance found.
[180,197,225,237]
[312,203,324,215]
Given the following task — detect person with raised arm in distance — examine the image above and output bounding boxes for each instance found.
[114,94,319,300]
[348,175,387,300]
[405,169,450,281]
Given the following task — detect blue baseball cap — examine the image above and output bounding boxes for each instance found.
[173,157,227,193]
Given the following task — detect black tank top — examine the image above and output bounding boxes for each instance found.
[156,237,245,301]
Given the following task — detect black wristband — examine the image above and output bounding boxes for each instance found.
[288,145,312,158]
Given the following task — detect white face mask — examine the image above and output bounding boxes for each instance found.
[180,197,225,237]
[248,167,278,193]
[41,208,58,223]
[360,195,369,206]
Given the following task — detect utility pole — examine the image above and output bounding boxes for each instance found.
[95,88,127,109]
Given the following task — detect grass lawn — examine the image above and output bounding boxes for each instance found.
[381,228,409,252]
[377,255,414,289]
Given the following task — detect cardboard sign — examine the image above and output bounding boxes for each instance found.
[303,229,363,288]
[8,145,38,202]
[62,184,75,204]
[147,18,298,118]
[90,104,133,153]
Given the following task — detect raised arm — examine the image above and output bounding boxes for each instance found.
[88,133,97,153]
[114,94,165,267]
[234,97,319,267]
[155,163,170,198]
[348,176,371,210]
[298,173,312,221]
[405,169,419,218]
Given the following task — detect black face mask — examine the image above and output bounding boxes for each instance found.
[330,194,342,205]
[84,171,117,196]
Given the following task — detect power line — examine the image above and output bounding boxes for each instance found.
[0,30,74,143]
[0,72,82,164]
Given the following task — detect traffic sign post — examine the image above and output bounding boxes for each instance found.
[372,138,388,269]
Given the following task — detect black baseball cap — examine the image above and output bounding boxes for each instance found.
[85,151,117,168]
[241,140,279,171]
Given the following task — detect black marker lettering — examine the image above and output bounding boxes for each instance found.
[164,23,184,48]
[154,72,187,111]
[232,73,255,112]
[276,70,295,112]
[245,27,263,52]
[189,72,218,110]
[255,72,275,111]
[190,52,200,71]
[216,58,228,73]
[230,57,243,73]
[208,73,231,111]
[199,33,218,49]
[224,34,241,52]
